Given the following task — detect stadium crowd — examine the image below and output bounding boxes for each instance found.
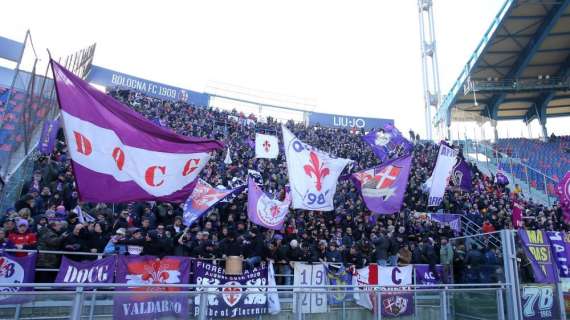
[2,89,567,284]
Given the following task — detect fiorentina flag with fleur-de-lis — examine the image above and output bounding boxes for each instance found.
[282,126,353,211]
[114,255,191,320]
[351,155,412,215]
[255,133,279,159]
[247,176,291,230]
[51,60,223,203]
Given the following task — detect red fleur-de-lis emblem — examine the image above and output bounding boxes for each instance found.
[270,204,280,218]
[263,140,271,152]
[303,151,329,191]
[140,260,171,284]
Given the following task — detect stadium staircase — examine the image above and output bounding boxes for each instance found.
[461,140,555,206]
[459,215,501,251]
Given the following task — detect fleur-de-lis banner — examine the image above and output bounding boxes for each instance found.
[247,176,291,230]
[282,126,353,211]
[255,133,279,159]
[113,255,191,320]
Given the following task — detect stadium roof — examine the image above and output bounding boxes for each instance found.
[436,0,570,127]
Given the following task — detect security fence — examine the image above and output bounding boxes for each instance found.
[0,283,508,320]
[0,229,555,320]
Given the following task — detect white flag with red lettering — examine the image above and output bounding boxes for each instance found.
[255,133,279,159]
[52,60,223,203]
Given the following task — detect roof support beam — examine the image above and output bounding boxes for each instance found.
[524,52,570,123]
[484,0,570,120]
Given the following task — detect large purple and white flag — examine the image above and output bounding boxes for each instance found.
[38,119,60,154]
[362,124,413,162]
[283,126,353,211]
[545,231,570,278]
[449,157,472,191]
[518,230,558,283]
[182,179,243,226]
[351,155,412,215]
[247,177,291,230]
[114,255,191,320]
[0,253,36,304]
[51,61,223,203]
[194,260,268,318]
[555,171,570,224]
[428,144,458,207]
[55,256,116,288]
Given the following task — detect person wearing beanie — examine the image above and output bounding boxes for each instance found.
[8,219,37,257]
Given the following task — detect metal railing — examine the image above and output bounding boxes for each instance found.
[0,282,509,320]
[462,140,558,206]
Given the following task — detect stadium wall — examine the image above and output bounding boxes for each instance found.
[86,65,210,106]
[307,111,393,131]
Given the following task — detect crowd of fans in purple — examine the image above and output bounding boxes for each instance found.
[1,89,567,284]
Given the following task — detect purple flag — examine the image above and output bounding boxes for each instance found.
[182,179,243,226]
[51,60,223,203]
[0,253,36,305]
[193,260,268,318]
[429,213,461,233]
[114,255,191,320]
[555,171,570,224]
[545,231,570,278]
[55,256,116,289]
[518,230,558,283]
[362,124,413,162]
[247,177,291,230]
[351,155,412,215]
[414,264,446,286]
[38,119,60,154]
[449,157,472,191]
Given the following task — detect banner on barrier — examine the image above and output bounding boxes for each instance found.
[55,256,116,289]
[113,255,191,320]
[194,261,268,318]
[378,266,414,317]
[521,284,559,320]
[519,230,559,283]
[293,263,327,313]
[546,231,570,278]
[0,253,36,304]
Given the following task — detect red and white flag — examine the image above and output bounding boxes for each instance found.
[255,133,279,159]
[282,126,353,211]
[52,61,223,203]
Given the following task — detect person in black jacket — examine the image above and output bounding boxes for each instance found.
[218,231,244,258]
[422,238,439,280]
[372,232,390,266]
[244,230,266,268]
[146,224,173,257]
[344,245,366,268]
[61,224,89,261]
[86,222,109,254]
